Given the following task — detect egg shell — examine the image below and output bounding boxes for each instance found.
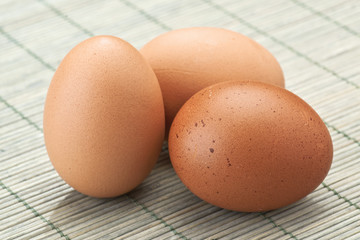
[43,36,165,198]
[140,27,285,138]
[169,81,333,212]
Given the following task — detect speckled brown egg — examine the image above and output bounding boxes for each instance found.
[43,36,165,198]
[168,81,333,212]
[140,27,285,138]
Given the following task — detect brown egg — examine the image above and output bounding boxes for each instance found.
[140,27,285,138]
[43,36,165,198]
[168,81,333,212]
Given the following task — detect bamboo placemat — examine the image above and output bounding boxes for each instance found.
[1,0,360,239]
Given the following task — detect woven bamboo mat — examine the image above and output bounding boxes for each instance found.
[1,0,360,239]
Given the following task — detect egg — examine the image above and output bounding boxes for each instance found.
[141,27,285,138]
[43,36,165,198]
[168,81,333,212]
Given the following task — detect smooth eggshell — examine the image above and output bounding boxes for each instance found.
[140,27,285,138]
[169,81,333,212]
[43,36,165,198]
